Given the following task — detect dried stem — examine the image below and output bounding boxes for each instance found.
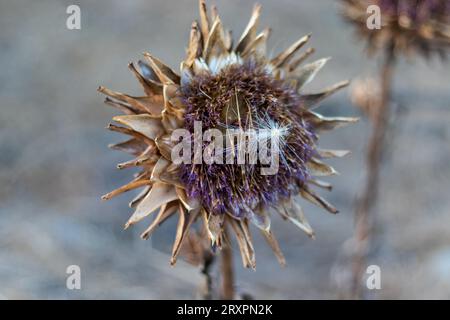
[350,44,396,299]
[200,249,215,300]
[220,229,235,299]
[197,228,235,300]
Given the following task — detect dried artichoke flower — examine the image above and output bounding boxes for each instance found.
[342,0,450,57]
[100,1,356,268]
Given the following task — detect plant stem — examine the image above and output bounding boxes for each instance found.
[351,45,396,299]
[200,248,214,300]
[220,229,235,299]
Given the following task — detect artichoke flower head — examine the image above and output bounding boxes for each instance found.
[100,0,356,268]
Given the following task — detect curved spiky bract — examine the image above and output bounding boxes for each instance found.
[100,1,355,268]
[342,0,450,57]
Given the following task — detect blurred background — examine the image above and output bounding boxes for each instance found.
[0,0,449,299]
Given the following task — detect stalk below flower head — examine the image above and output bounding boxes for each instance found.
[342,0,450,57]
[100,0,356,268]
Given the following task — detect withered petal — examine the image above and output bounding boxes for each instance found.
[129,185,151,208]
[308,179,333,191]
[307,157,339,177]
[104,97,139,115]
[281,201,315,238]
[288,47,315,72]
[291,57,330,89]
[154,132,175,160]
[141,201,179,239]
[128,62,163,97]
[305,111,359,132]
[106,123,153,145]
[300,187,338,214]
[204,211,224,248]
[125,182,178,229]
[301,80,350,109]
[113,114,164,141]
[150,157,170,182]
[185,20,203,67]
[143,52,181,85]
[203,17,227,61]
[176,186,200,212]
[108,138,148,156]
[99,86,163,115]
[101,179,152,201]
[235,3,262,54]
[271,34,311,68]
[170,204,200,265]
[317,148,351,159]
[198,0,210,43]
[241,28,271,58]
[248,208,271,231]
[261,229,286,266]
[228,217,256,269]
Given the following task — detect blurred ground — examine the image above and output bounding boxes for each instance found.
[0,0,449,299]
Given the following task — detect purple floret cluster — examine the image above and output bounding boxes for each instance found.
[179,61,317,218]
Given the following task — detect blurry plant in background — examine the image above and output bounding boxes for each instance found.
[340,0,450,299]
[344,0,450,56]
[100,0,356,299]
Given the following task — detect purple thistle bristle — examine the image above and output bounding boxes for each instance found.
[179,60,317,218]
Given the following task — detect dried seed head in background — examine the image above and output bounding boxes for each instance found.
[100,0,356,268]
[350,77,382,121]
[342,0,450,57]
